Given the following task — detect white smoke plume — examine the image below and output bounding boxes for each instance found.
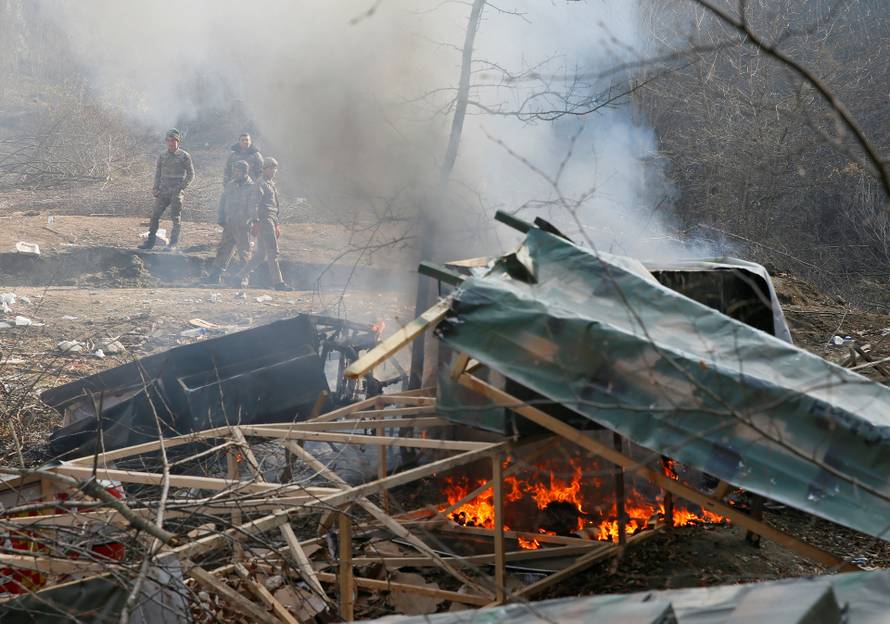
[47,0,698,262]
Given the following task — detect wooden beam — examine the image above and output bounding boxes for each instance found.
[456,372,860,572]
[351,543,600,568]
[239,427,487,451]
[492,452,506,603]
[185,560,280,624]
[247,416,446,433]
[66,428,228,466]
[505,528,658,603]
[344,299,452,379]
[316,572,489,607]
[338,510,354,622]
[53,465,338,497]
[0,554,108,575]
[280,522,329,602]
[440,524,601,548]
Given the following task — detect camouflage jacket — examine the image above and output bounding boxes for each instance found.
[224,145,264,185]
[154,149,195,193]
[217,176,257,226]
[255,177,280,220]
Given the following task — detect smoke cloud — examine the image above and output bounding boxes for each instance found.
[47,0,699,262]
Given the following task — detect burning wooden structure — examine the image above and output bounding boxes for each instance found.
[2,211,889,621]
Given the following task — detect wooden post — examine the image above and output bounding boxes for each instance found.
[613,433,626,545]
[338,510,354,622]
[492,452,506,604]
[661,456,674,529]
[377,423,389,513]
[227,447,243,559]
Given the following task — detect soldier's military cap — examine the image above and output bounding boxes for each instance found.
[166,128,182,140]
[262,157,279,169]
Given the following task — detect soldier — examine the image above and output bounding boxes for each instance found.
[223,133,263,184]
[139,129,195,251]
[204,160,255,285]
[238,156,293,291]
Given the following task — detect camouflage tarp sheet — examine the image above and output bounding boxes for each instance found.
[435,228,890,540]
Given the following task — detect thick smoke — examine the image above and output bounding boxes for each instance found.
[47,0,697,261]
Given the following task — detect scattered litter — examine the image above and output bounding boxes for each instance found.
[1,302,9,314]
[236,291,247,300]
[1,293,16,306]
[93,349,106,359]
[831,335,848,346]
[256,295,273,303]
[0,321,12,330]
[188,318,222,330]
[19,295,31,304]
[47,215,54,225]
[14,316,32,327]
[57,340,85,353]
[62,315,79,320]
[102,340,125,355]
[208,293,221,303]
[14,241,40,256]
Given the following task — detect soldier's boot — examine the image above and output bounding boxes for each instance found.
[138,233,157,250]
[165,224,181,251]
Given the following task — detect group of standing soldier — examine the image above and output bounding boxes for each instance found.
[139,129,292,291]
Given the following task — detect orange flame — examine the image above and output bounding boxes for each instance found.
[441,455,727,544]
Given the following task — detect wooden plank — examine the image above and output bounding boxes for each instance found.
[67,428,228,466]
[440,524,600,548]
[53,465,338,497]
[227,445,244,560]
[457,372,860,573]
[240,427,487,451]
[234,562,300,624]
[0,554,107,575]
[316,572,489,607]
[351,543,600,567]
[492,452,506,603]
[186,561,279,624]
[307,396,379,423]
[248,416,447,433]
[338,511,354,622]
[280,522,329,602]
[450,352,471,380]
[506,528,658,603]
[614,433,626,544]
[344,299,452,379]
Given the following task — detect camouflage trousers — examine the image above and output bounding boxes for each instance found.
[150,189,183,243]
[241,215,283,285]
[211,222,251,273]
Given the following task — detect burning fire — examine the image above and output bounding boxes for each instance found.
[371,320,386,337]
[441,454,727,548]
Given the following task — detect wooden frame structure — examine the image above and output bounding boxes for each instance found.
[0,386,660,622]
[342,299,861,577]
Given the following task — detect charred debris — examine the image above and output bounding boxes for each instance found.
[1,212,890,623]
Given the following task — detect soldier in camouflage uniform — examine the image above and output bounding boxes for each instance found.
[239,157,293,291]
[204,160,255,284]
[223,133,263,184]
[139,129,195,251]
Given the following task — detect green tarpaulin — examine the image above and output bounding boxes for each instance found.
[436,228,890,540]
